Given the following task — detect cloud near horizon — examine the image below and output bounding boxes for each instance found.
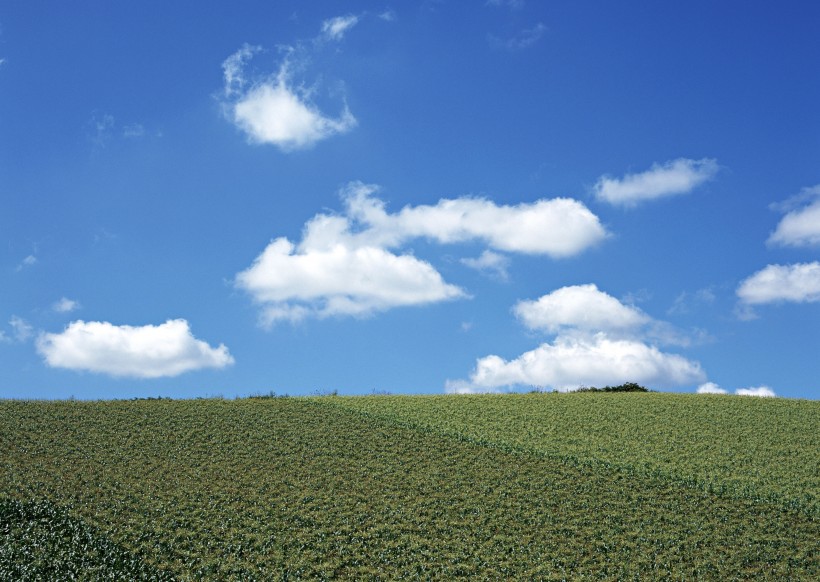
[36,319,234,378]
[594,158,718,207]
[697,382,777,397]
[236,182,607,326]
[449,284,706,393]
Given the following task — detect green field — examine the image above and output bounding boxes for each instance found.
[1,394,817,579]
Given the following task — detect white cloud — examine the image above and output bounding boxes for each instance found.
[36,319,234,378]
[450,282,707,393]
[514,284,650,333]
[461,250,510,280]
[52,297,80,313]
[340,182,608,257]
[594,158,718,207]
[697,382,728,395]
[768,185,820,248]
[16,255,37,272]
[236,238,465,326]
[489,23,546,51]
[735,386,777,398]
[9,316,33,343]
[221,46,356,151]
[237,183,607,325]
[737,262,820,305]
[447,332,705,393]
[321,15,359,40]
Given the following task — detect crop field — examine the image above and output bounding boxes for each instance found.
[1,394,818,579]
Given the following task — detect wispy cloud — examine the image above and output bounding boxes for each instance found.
[461,250,510,280]
[52,297,80,313]
[37,319,233,378]
[321,14,360,41]
[236,182,606,326]
[768,185,820,248]
[15,255,37,272]
[489,23,546,51]
[594,158,718,207]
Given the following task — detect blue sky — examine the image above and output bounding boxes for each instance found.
[2,1,819,400]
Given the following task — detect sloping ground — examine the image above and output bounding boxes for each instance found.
[322,392,820,516]
[0,397,817,579]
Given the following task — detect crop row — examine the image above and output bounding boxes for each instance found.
[1,397,817,579]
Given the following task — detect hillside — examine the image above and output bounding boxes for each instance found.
[1,394,817,579]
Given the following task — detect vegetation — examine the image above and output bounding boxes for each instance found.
[0,395,817,579]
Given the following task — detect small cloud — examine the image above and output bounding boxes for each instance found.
[122,123,146,138]
[221,47,357,151]
[378,10,397,22]
[767,185,820,248]
[461,250,510,280]
[8,316,34,343]
[668,287,716,315]
[486,0,525,8]
[696,382,727,395]
[321,14,360,41]
[735,386,776,398]
[594,158,718,207]
[737,262,820,306]
[52,298,80,313]
[15,255,37,272]
[489,23,546,51]
[37,319,234,378]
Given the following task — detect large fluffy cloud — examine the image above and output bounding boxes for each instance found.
[447,333,705,393]
[768,185,820,248]
[449,283,706,393]
[221,37,356,151]
[594,158,718,207]
[236,183,607,325]
[36,320,234,378]
[736,262,820,305]
[235,238,465,325]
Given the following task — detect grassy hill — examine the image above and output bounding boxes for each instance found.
[1,393,817,579]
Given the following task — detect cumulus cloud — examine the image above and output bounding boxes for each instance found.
[594,158,718,207]
[696,382,728,395]
[52,297,80,313]
[447,333,705,393]
[221,38,356,151]
[737,262,820,305]
[340,182,608,257]
[768,185,820,248]
[735,386,777,398]
[514,284,649,333]
[236,238,465,325]
[321,15,359,40]
[36,319,234,378]
[449,283,706,393]
[461,250,510,280]
[236,183,607,325]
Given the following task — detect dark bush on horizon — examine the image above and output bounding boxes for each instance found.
[574,382,650,393]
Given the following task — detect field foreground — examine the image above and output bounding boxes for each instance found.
[0,393,817,579]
